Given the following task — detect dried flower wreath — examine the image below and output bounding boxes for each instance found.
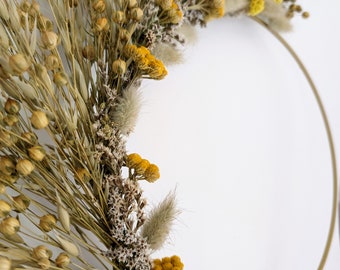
[0,0,336,270]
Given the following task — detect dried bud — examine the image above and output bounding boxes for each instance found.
[130,7,143,21]
[143,164,160,182]
[112,59,126,75]
[3,115,19,126]
[20,0,31,12]
[16,159,35,176]
[45,54,60,70]
[75,168,91,183]
[53,72,68,86]
[119,29,131,41]
[95,17,109,32]
[32,245,52,260]
[4,98,20,115]
[0,183,6,194]
[13,194,30,212]
[38,258,51,270]
[0,130,17,147]
[21,132,38,145]
[82,45,95,61]
[28,145,46,161]
[0,156,16,176]
[0,200,11,218]
[31,111,49,129]
[56,252,70,268]
[0,217,20,236]
[128,0,138,9]
[112,11,125,24]
[0,256,11,270]
[38,16,53,32]
[39,214,57,232]
[92,0,106,13]
[41,31,59,50]
[28,1,40,16]
[9,54,30,75]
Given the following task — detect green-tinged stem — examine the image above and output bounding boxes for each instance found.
[252,17,338,270]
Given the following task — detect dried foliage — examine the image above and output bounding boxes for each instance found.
[0,0,304,269]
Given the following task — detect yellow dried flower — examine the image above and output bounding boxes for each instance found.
[0,256,11,270]
[32,245,52,260]
[144,164,160,182]
[152,255,184,270]
[0,200,11,218]
[9,54,30,75]
[12,194,30,212]
[39,214,57,232]
[248,0,265,16]
[16,159,35,176]
[112,59,127,75]
[28,145,46,161]
[31,111,49,129]
[0,156,16,176]
[92,0,106,13]
[126,153,142,168]
[56,252,70,268]
[135,159,150,175]
[0,217,20,236]
[4,98,20,115]
[95,17,109,32]
[41,31,60,50]
[148,59,168,80]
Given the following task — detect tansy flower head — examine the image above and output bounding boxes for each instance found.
[248,0,265,16]
[126,153,142,168]
[144,164,160,182]
[152,255,184,270]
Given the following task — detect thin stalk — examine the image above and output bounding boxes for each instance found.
[251,17,338,270]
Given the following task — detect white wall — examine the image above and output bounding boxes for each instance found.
[127,1,340,269]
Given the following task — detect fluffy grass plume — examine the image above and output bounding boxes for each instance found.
[142,192,179,250]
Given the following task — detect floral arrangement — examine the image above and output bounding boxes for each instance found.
[0,0,320,270]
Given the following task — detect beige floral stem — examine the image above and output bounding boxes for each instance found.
[252,16,338,270]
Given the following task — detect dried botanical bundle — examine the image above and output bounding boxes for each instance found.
[0,0,304,269]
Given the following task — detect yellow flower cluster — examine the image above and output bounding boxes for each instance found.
[126,153,160,182]
[248,0,265,16]
[152,255,184,270]
[248,0,283,16]
[207,0,225,19]
[156,0,183,24]
[124,45,168,80]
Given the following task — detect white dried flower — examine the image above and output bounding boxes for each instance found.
[112,84,142,135]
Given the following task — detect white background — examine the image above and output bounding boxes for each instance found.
[127,1,340,269]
